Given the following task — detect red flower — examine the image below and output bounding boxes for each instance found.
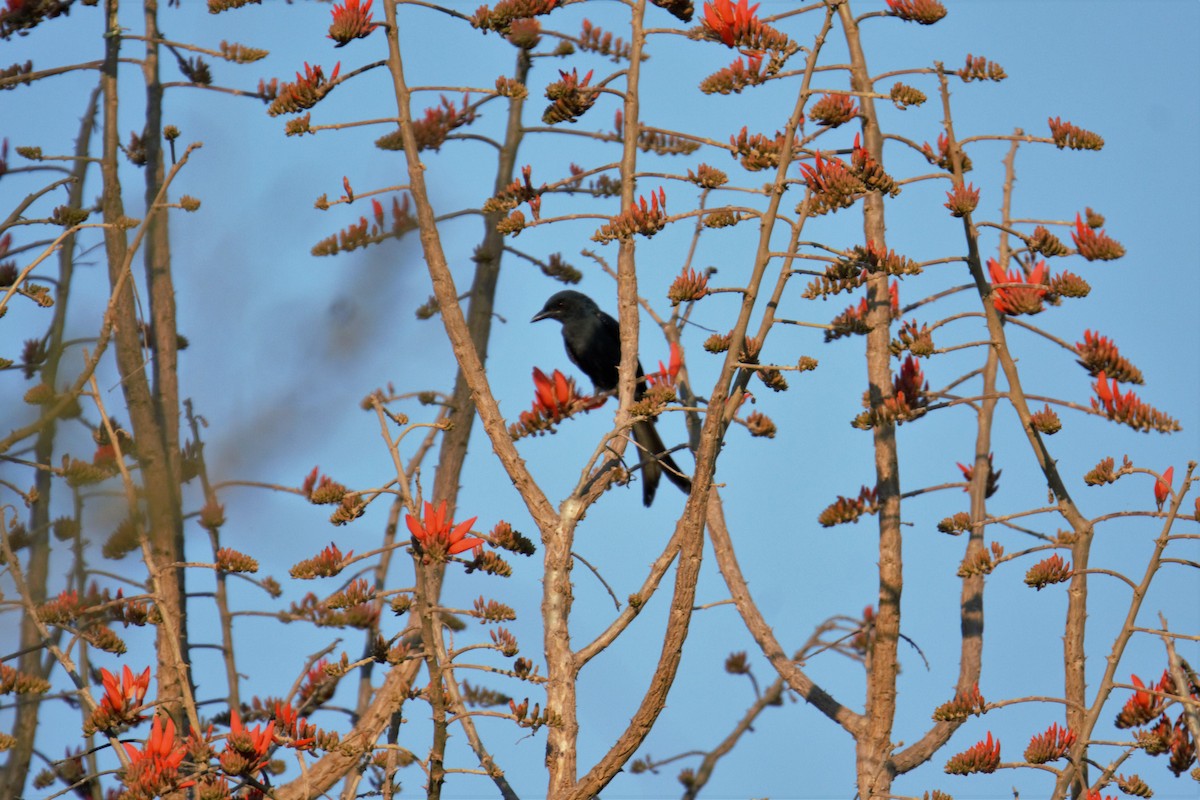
[702,0,760,48]
[1115,673,1165,728]
[329,0,379,46]
[532,367,582,416]
[987,258,1047,315]
[122,715,191,796]
[406,500,482,556]
[90,665,151,731]
[1154,466,1174,511]
[221,709,275,777]
[101,665,151,714]
[944,731,1000,774]
[647,341,682,389]
[1071,211,1125,260]
[1024,721,1076,764]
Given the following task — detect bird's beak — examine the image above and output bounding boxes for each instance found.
[531,309,552,323]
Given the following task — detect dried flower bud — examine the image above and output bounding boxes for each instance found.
[1030,404,1061,435]
[1024,554,1071,589]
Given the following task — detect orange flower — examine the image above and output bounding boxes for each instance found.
[647,341,682,389]
[1154,466,1174,511]
[987,258,1047,315]
[329,0,378,46]
[532,367,580,416]
[406,500,482,556]
[1115,673,1165,728]
[101,665,151,713]
[122,715,191,796]
[90,665,151,732]
[221,709,275,777]
[702,0,760,48]
[944,731,1000,774]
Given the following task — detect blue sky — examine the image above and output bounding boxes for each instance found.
[2,1,1198,797]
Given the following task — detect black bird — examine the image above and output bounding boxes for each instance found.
[532,290,692,506]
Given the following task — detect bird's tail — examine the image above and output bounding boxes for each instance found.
[632,419,693,507]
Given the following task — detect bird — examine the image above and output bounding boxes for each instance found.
[532,289,692,506]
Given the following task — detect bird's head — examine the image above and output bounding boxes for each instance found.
[531,290,597,324]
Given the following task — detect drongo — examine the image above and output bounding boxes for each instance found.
[532,290,692,506]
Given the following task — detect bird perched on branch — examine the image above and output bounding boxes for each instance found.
[532,290,693,506]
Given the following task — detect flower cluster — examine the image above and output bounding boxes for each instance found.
[509,696,556,731]
[1154,466,1174,511]
[957,453,1000,498]
[853,355,928,429]
[577,19,632,61]
[375,94,476,152]
[699,52,769,95]
[311,195,417,257]
[0,663,50,696]
[485,164,542,219]
[744,410,776,437]
[1024,553,1071,590]
[808,92,858,127]
[944,732,1000,775]
[684,164,728,190]
[1028,224,1069,257]
[592,188,668,243]
[1030,403,1062,435]
[854,240,920,277]
[798,153,861,216]
[886,0,947,24]
[268,61,340,116]
[890,318,933,356]
[87,666,151,734]
[988,258,1047,315]
[668,267,710,305]
[289,542,352,579]
[1047,116,1104,151]
[1048,269,1090,299]
[1075,330,1143,384]
[506,17,541,49]
[826,281,900,342]
[119,716,191,800]
[1091,371,1180,433]
[542,68,597,124]
[920,133,973,172]
[1024,722,1076,764]
[944,182,980,217]
[470,0,559,34]
[302,466,347,504]
[1116,673,1167,729]
[407,501,483,560]
[816,485,879,527]
[957,542,1002,578]
[729,126,797,171]
[933,683,987,721]
[219,710,274,777]
[956,53,1006,82]
[488,520,537,556]
[698,0,793,56]
[889,81,926,108]
[510,367,595,439]
[1071,211,1125,260]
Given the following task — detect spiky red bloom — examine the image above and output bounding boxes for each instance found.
[329,0,379,46]
[702,0,760,47]
[647,341,683,389]
[122,716,191,796]
[1071,212,1124,260]
[406,501,482,556]
[987,258,1047,315]
[1154,467,1174,511]
[1025,722,1076,764]
[944,731,1000,774]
